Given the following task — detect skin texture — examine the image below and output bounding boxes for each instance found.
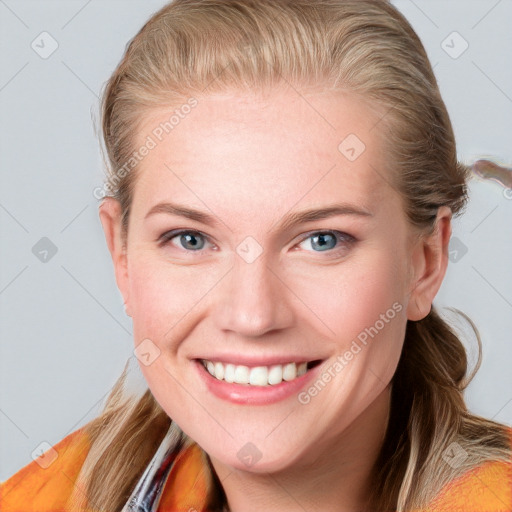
[99,85,452,512]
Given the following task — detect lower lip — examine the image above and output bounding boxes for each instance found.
[194,360,323,405]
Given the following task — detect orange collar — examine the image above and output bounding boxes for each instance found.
[1,427,511,511]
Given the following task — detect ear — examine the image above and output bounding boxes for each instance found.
[98,198,132,317]
[406,206,452,321]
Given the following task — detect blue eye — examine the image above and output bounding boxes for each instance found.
[298,231,355,253]
[159,230,210,251]
[158,229,355,255]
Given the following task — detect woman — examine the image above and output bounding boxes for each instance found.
[1,0,511,511]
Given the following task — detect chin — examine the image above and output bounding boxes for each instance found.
[199,432,311,474]
[217,450,298,474]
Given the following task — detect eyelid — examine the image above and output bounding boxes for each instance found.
[158,228,356,254]
[297,229,355,243]
[157,229,215,249]
[295,229,356,252]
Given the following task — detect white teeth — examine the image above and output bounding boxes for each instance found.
[234,365,250,384]
[201,360,311,386]
[224,363,236,383]
[249,366,268,386]
[214,362,225,380]
[268,365,283,385]
[282,362,297,381]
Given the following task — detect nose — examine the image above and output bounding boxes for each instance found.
[213,255,294,338]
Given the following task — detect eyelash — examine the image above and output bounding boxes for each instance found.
[157,229,356,257]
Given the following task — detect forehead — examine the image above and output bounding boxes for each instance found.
[131,87,394,220]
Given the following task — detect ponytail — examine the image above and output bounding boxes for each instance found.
[69,366,174,511]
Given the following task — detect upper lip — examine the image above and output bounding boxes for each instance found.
[194,354,325,367]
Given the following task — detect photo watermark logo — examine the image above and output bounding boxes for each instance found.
[93,97,198,200]
[297,301,403,405]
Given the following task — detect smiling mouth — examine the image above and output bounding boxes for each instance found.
[199,359,323,386]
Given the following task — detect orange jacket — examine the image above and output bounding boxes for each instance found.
[1,428,511,511]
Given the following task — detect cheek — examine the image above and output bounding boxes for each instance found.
[340,248,407,381]
[128,262,170,339]
[127,256,226,346]
[127,258,190,344]
[288,246,406,344]
[126,259,201,417]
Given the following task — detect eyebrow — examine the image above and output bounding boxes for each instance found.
[144,201,373,232]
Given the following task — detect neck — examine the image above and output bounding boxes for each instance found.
[209,385,391,512]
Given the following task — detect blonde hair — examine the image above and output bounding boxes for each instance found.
[71,1,511,510]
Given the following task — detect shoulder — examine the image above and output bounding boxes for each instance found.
[0,428,91,512]
[425,428,512,512]
[426,458,512,512]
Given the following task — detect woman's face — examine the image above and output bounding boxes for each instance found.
[101,86,447,472]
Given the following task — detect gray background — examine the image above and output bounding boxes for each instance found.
[1,0,511,480]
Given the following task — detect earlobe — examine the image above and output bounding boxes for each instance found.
[406,206,452,321]
[98,198,131,316]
